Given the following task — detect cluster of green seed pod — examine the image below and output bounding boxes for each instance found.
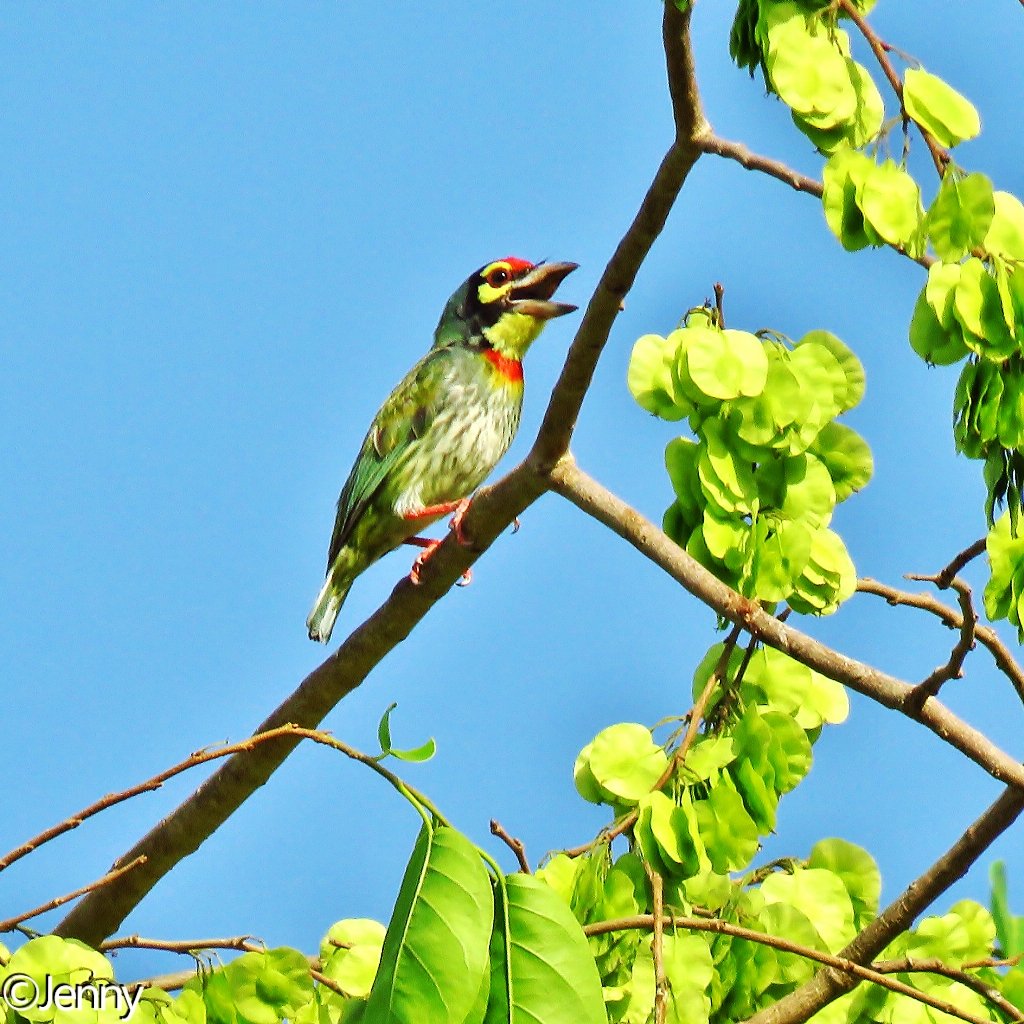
[629,308,872,615]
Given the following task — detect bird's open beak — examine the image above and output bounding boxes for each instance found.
[508,261,578,320]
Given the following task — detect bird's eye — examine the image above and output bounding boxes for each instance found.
[486,267,510,287]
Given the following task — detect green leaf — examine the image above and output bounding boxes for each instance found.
[321,921,387,999]
[486,874,606,1024]
[909,278,969,366]
[695,777,760,872]
[984,191,1024,260]
[807,840,880,930]
[628,333,686,420]
[926,172,994,262]
[686,327,768,401]
[954,257,1017,359]
[585,723,669,805]
[797,331,865,413]
[991,861,1024,959]
[764,11,857,129]
[822,148,883,251]
[903,68,981,148]
[760,869,856,952]
[376,704,436,763]
[365,824,493,1024]
[809,423,873,502]
[858,159,923,247]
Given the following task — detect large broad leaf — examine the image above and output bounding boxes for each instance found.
[365,825,493,1024]
[485,874,606,1024]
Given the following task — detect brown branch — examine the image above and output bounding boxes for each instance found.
[102,935,261,954]
[695,135,823,197]
[550,459,1024,791]
[873,957,1024,1023]
[838,0,949,176]
[54,4,710,948]
[858,577,1024,707]
[645,867,669,1024]
[935,538,987,589]
[490,820,530,873]
[0,856,146,933]
[903,576,977,707]
[743,784,1024,1024]
[585,915,998,1024]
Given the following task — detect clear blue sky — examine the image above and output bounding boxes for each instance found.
[3,2,1023,981]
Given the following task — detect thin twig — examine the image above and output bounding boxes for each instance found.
[934,538,987,589]
[713,282,726,327]
[102,935,261,954]
[874,957,1024,1023]
[903,575,977,707]
[838,0,949,176]
[858,578,1024,707]
[645,868,669,1024]
[585,915,998,1024]
[696,135,823,196]
[0,857,147,933]
[490,820,530,873]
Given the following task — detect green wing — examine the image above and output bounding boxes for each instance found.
[325,348,448,567]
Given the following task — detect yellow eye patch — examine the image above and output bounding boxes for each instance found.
[477,261,514,305]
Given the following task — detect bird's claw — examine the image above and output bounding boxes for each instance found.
[407,538,472,588]
[511,516,521,535]
[449,497,474,547]
[409,540,442,586]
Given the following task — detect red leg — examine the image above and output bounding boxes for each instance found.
[403,497,474,547]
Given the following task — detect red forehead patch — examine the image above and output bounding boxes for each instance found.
[500,256,534,276]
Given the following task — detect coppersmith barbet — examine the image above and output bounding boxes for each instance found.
[307,257,577,642]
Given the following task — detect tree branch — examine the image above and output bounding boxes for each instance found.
[873,957,1024,1023]
[550,458,1024,790]
[742,784,1024,1024]
[858,577,1024,706]
[490,820,530,873]
[54,3,710,947]
[695,135,823,197]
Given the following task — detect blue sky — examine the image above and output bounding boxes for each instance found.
[3,2,1024,982]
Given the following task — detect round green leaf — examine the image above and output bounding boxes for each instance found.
[904,68,981,148]
[809,422,874,502]
[586,723,669,804]
[985,190,1024,260]
[858,159,923,247]
[927,172,994,262]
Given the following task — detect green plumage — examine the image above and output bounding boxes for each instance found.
[307,258,576,642]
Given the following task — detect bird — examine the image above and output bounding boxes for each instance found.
[306,257,578,642]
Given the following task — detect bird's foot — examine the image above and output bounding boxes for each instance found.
[448,497,475,547]
[511,516,521,535]
[406,537,472,587]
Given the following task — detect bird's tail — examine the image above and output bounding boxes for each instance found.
[306,567,354,643]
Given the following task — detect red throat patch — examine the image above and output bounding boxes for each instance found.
[483,347,524,383]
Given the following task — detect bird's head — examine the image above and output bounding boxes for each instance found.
[434,257,578,359]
